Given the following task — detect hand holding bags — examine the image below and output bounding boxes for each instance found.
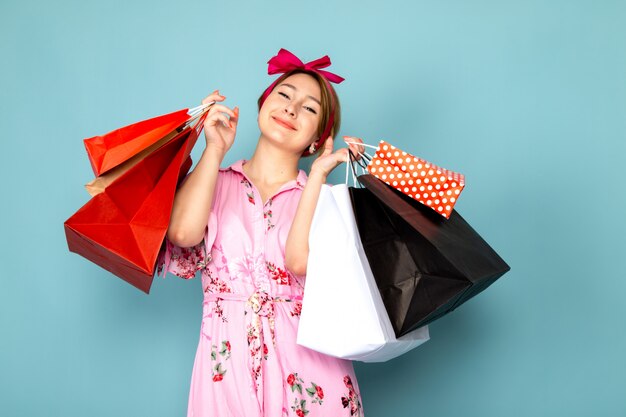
[64,105,211,293]
[297,184,429,362]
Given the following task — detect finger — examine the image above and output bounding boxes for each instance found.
[343,136,365,159]
[351,144,365,160]
[342,135,361,145]
[202,90,226,105]
[207,113,232,129]
[343,135,364,150]
[208,103,236,118]
[202,92,225,105]
[322,136,334,156]
[335,147,350,163]
[225,107,239,131]
[343,139,359,159]
[229,107,240,127]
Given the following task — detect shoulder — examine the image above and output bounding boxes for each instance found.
[213,160,248,197]
[219,159,245,176]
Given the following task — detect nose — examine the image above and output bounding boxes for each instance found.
[283,103,296,117]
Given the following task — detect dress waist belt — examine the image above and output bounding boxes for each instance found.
[203,291,302,315]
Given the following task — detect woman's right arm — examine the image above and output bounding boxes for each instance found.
[166,91,239,248]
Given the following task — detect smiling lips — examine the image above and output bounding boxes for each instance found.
[272,116,297,130]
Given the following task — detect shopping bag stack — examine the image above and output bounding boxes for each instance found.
[298,184,430,362]
[351,173,510,336]
[299,140,510,361]
[64,105,211,293]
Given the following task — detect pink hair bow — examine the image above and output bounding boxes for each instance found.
[267,48,345,84]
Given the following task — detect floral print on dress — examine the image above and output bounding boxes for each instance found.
[264,208,275,231]
[158,240,205,279]
[341,376,363,416]
[291,398,309,417]
[209,297,228,323]
[241,178,255,205]
[287,373,305,394]
[262,343,269,360]
[305,382,324,405]
[203,269,233,294]
[264,197,275,230]
[290,301,303,317]
[287,373,325,416]
[209,243,230,276]
[267,261,291,285]
[210,340,231,382]
[230,253,271,292]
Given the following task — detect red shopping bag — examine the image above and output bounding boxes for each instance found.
[84,108,192,177]
[83,105,211,196]
[64,108,207,293]
[366,140,465,219]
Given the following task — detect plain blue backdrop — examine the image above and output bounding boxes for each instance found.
[2,0,625,416]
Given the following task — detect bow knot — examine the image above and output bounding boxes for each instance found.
[247,290,274,317]
[267,49,345,84]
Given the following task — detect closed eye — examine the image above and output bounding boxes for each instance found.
[278,91,290,99]
[304,106,317,114]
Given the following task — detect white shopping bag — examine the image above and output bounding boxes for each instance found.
[297,183,429,362]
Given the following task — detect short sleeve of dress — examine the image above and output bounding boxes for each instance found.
[156,171,223,280]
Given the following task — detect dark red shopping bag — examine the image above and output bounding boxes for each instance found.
[64,107,208,293]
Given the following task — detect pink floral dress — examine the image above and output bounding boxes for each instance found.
[158,160,364,417]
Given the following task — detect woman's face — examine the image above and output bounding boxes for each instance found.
[258,73,322,155]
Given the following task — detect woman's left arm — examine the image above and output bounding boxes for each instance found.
[285,136,363,275]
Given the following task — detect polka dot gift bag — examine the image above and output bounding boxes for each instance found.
[365,140,464,219]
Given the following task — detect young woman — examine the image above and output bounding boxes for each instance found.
[160,49,366,417]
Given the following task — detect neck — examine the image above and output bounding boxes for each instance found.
[243,136,301,185]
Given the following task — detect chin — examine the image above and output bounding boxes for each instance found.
[260,123,287,143]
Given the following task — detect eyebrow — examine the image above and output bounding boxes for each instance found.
[279,83,321,106]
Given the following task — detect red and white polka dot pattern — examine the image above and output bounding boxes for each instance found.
[366,140,465,219]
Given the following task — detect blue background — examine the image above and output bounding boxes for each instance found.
[2,0,625,415]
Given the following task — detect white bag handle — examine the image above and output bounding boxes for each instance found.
[188,102,214,118]
[344,141,375,187]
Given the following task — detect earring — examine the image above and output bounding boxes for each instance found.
[309,142,317,154]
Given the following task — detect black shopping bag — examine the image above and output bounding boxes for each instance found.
[349,174,510,337]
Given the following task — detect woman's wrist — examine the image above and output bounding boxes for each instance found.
[308,168,328,184]
[202,145,227,163]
